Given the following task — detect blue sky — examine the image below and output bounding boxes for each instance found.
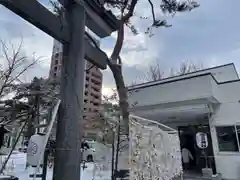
[1,0,240,94]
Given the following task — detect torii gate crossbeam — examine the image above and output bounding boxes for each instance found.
[0,0,111,69]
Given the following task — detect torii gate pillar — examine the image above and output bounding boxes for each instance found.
[0,0,119,179]
[53,3,85,180]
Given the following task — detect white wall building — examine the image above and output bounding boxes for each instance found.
[128,63,240,180]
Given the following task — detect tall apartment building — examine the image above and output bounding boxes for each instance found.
[49,39,103,137]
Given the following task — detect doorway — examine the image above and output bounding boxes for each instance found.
[178,125,216,175]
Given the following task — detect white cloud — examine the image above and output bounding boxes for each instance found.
[102,86,114,96]
[0,5,53,82]
[121,49,158,66]
[102,25,160,67]
[1,0,240,90]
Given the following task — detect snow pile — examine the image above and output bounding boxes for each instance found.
[0,152,111,180]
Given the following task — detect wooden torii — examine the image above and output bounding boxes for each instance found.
[0,0,118,179]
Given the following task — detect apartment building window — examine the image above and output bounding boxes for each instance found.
[53,73,57,78]
[55,60,58,65]
[91,95,100,101]
[92,87,100,92]
[92,72,101,79]
[55,53,59,58]
[93,103,99,106]
[54,66,57,72]
[216,125,240,152]
[91,79,101,85]
[84,99,88,103]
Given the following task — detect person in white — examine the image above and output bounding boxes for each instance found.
[181,147,193,170]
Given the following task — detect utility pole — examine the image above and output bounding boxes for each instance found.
[53,2,86,180]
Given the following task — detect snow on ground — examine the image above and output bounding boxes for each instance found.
[0,152,111,180]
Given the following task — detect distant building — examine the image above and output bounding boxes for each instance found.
[49,39,102,137]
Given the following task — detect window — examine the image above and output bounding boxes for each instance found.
[216,126,239,152]
[94,95,99,99]
[55,60,58,65]
[92,72,101,79]
[92,87,100,92]
[91,79,101,85]
[93,103,99,106]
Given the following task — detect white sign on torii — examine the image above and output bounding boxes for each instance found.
[0,0,119,179]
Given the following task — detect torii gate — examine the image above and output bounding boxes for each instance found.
[0,0,118,179]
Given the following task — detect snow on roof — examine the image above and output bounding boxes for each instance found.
[128,63,239,90]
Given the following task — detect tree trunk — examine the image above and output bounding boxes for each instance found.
[7,136,11,148]
[111,130,115,180]
[36,94,40,133]
[26,113,35,140]
[42,148,49,180]
[25,113,35,169]
[0,121,27,173]
[114,119,121,179]
[109,64,129,135]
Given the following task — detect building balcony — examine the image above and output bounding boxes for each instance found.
[91,98,101,105]
[91,82,101,90]
[91,76,102,85]
[91,88,101,96]
[91,71,102,79]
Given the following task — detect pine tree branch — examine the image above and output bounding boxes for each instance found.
[147,0,156,24]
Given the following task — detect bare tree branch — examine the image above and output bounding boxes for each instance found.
[144,63,164,81]
[0,39,39,98]
[142,61,203,82]
[176,61,203,75]
[122,0,138,22]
